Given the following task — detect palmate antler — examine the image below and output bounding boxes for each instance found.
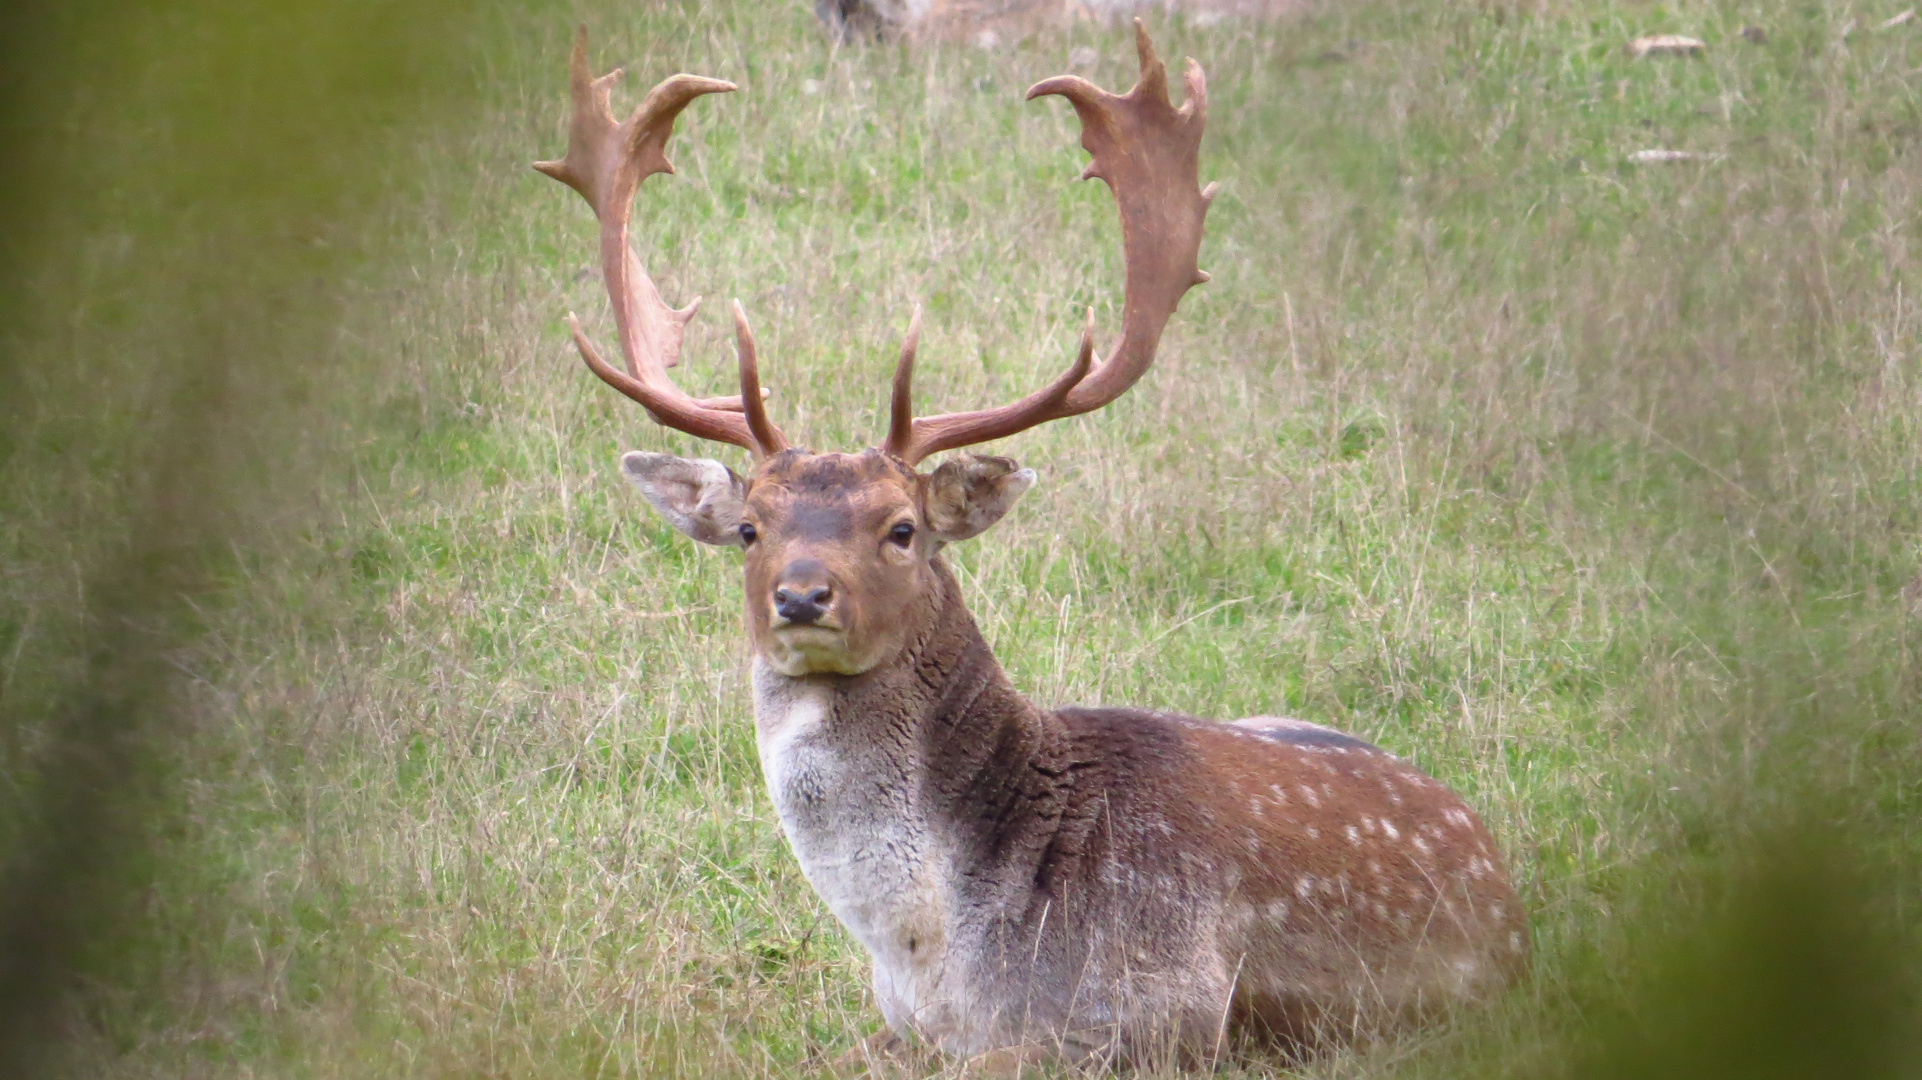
[538,22,1207,467]
[535,27,787,458]
[881,19,1215,466]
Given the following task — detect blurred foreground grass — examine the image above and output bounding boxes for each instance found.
[2,0,1919,1076]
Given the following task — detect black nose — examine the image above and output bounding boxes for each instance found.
[774,585,832,625]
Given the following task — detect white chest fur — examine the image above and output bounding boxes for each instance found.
[751,660,956,1035]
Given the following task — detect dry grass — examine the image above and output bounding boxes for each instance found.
[5,0,1920,1075]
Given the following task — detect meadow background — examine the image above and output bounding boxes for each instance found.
[2,0,1919,1075]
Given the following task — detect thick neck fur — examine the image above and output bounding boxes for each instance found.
[750,555,1068,1045]
[752,555,1062,885]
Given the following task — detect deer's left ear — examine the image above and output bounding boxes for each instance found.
[925,454,1037,542]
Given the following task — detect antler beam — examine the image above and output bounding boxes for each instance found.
[882,20,1214,466]
[536,26,787,458]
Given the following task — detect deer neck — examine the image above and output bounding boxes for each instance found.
[748,559,1059,1040]
[748,556,1050,866]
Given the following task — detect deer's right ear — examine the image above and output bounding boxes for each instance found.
[620,452,749,547]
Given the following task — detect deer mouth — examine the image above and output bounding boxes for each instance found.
[769,614,845,635]
[768,607,845,630]
[760,621,878,676]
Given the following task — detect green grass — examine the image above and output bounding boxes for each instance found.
[4,0,1921,1075]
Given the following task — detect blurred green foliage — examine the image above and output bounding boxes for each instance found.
[0,0,467,1071]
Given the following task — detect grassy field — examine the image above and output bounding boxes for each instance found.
[4,0,1921,1075]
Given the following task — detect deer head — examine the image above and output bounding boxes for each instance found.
[536,21,1212,677]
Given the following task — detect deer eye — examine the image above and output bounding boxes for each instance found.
[888,522,916,548]
[738,523,758,546]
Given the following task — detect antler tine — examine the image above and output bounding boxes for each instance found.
[733,300,789,455]
[887,309,1096,463]
[882,20,1212,466]
[882,307,924,460]
[535,25,787,457]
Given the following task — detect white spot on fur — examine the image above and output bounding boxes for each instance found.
[1510,931,1524,952]
[1295,876,1317,899]
[1298,785,1320,808]
[1345,825,1361,845]
[1381,819,1401,841]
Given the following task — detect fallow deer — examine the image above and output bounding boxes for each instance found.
[534,22,1527,1070]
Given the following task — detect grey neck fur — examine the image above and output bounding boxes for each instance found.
[750,557,1072,1054]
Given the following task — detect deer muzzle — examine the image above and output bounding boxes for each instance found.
[770,559,838,629]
